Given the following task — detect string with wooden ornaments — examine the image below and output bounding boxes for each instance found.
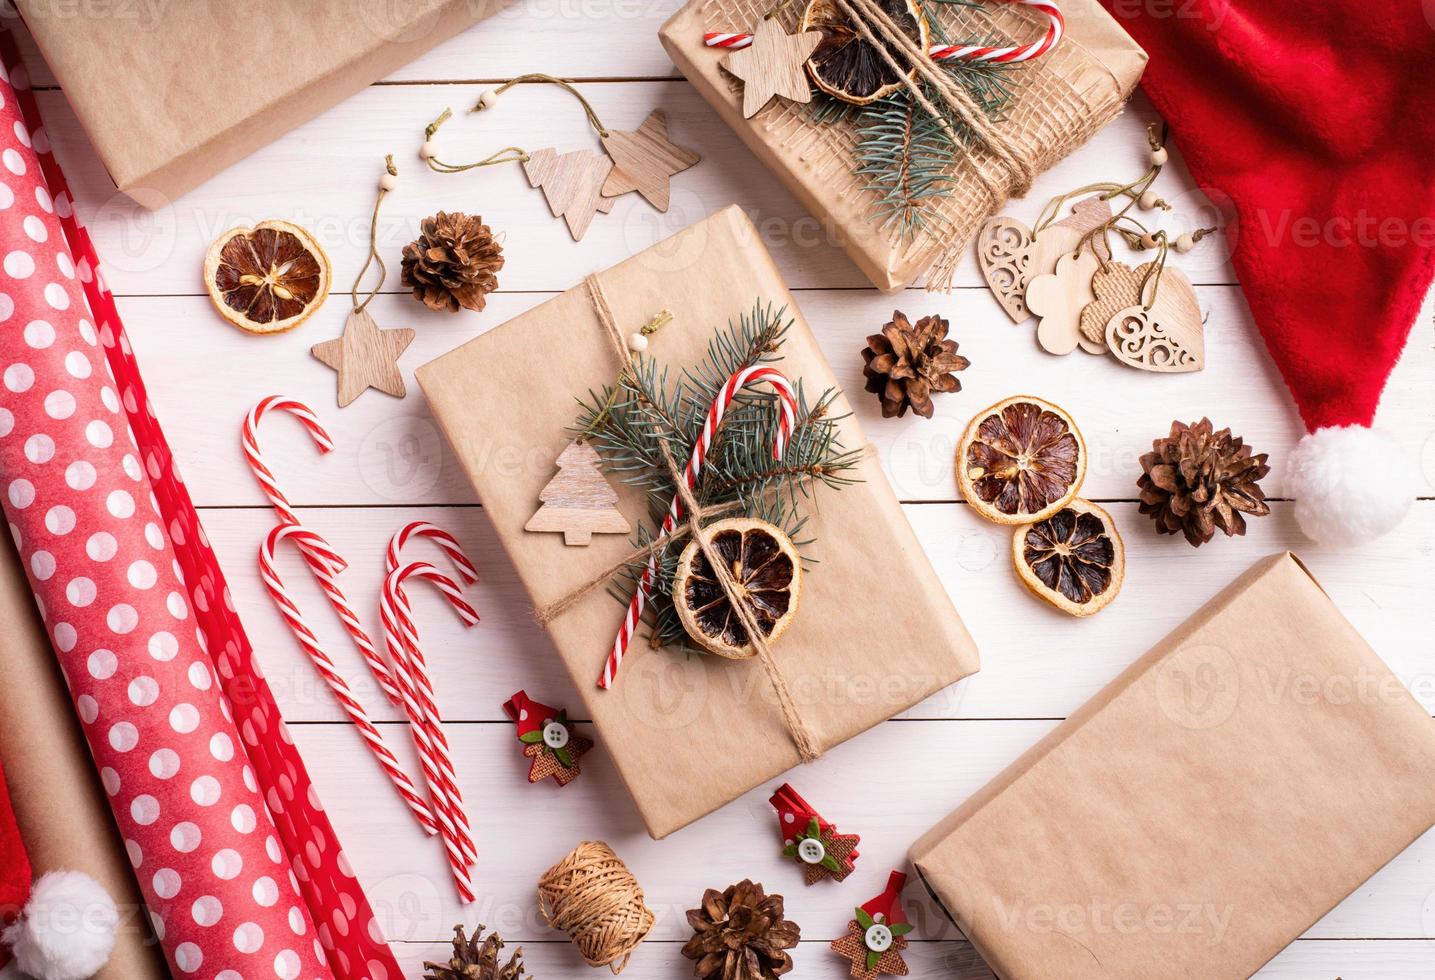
[419,74,700,241]
[537,841,655,973]
[311,156,416,406]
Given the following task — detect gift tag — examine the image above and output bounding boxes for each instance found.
[525,441,632,545]
[976,196,1111,323]
[1105,267,1204,372]
[600,109,701,212]
[1026,250,1100,356]
[523,147,617,241]
[1079,260,1153,354]
[720,18,823,118]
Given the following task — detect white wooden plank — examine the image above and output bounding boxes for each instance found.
[391,938,1435,979]
[122,286,1434,508]
[288,719,1435,945]
[209,501,1435,725]
[44,82,1233,295]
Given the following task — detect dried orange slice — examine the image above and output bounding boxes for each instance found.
[204,220,330,334]
[1012,499,1124,616]
[673,518,802,659]
[957,395,1087,524]
[801,0,930,105]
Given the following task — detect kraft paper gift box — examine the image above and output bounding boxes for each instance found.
[659,0,1147,291]
[15,0,505,204]
[910,552,1435,980]
[418,206,978,837]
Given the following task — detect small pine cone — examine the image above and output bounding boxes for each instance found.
[1137,418,1271,547]
[861,311,970,419]
[401,211,503,313]
[423,924,528,980]
[682,880,799,980]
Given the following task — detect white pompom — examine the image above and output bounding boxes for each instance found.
[1287,426,1418,545]
[2,871,118,980]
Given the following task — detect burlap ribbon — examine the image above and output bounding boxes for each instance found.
[534,275,822,763]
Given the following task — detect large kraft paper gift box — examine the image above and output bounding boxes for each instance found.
[911,552,1435,979]
[418,206,978,837]
[660,0,1146,290]
[16,0,505,204]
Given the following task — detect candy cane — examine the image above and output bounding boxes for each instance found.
[705,0,1063,63]
[242,396,403,704]
[380,561,479,899]
[258,525,437,835]
[598,365,796,690]
[385,521,478,585]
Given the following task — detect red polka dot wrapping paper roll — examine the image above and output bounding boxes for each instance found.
[0,33,401,980]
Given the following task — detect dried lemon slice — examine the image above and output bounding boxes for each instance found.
[673,518,802,659]
[801,0,930,105]
[957,395,1087,525]
[1012,499,1124,617]
[203,220,330,334]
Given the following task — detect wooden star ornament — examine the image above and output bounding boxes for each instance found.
[310,308,415,407]
[721,18,823,119]
[601,110,700,211]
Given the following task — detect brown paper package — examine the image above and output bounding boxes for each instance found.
[15,0,506,205]
[659,0,1146,291]
[910,552,1435,980]
[418,206,978,838]
[0,536,168,978]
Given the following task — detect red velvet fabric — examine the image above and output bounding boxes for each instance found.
[1099,0,1435,430]
[0,758,32,968]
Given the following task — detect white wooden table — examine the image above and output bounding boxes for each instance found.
[21,7,1435,977]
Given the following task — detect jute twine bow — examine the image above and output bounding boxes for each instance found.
[537,841,655,974]
[830,0,1034,205]
[533,275,822,763]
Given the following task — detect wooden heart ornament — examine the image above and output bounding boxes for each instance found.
[1079,260,1153,355]
[1104,267,1204,373]
[977,196,1112,324]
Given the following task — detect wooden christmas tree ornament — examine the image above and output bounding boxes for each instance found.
[976,196,1112,323]
[524,148,617,242]
[1026,249,1101,356]
[1105,266,1204,373]
[600,109,701,212]
[720,18,823,119]
[525,441,632,545]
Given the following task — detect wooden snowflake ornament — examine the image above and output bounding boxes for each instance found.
[771,783,860,884]
[831,871,915,979]
[503,691,594,787]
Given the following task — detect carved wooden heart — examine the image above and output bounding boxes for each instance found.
[1104,267,1204,372]
[977,197,1112,324]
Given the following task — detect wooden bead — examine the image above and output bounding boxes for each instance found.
[420,140,437,160]
[1175,233,1195,253]
[628,331,649,352]
[1138,190,1158,209]
[1149,147,1169,166]
[476,88,498,110]
[1139,232,1159,249]
[379,172,398,192]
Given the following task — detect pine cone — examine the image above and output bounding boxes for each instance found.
[423,924,528,980]
[861,311,970,419]
[401,211,503,313]
[682,880,800,980]
[1137,418,1271,547]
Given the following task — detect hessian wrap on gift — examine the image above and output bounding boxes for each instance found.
[1100,0,1435,543]
[0,34,401,980]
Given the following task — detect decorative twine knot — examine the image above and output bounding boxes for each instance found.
[538,841,655,974]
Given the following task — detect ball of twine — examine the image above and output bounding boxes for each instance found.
[537,840,655,974]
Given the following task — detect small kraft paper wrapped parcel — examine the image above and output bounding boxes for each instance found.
[418,206,978,837]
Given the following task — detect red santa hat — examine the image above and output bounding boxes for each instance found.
[0,759,118,980]
[1104,0,1434,543]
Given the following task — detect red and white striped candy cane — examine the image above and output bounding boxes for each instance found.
[380,561,479,899]
[598,365,797,690]
[385,521,478,585]
[259,524,437,836]
[705,0,1063,63]
[242,396,404,704]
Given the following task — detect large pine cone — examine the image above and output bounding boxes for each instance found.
[682,880,799,980]
[423,924,528,980]
[1137,418,1270,547]
[401,211,503,313]
[861,311,970,419]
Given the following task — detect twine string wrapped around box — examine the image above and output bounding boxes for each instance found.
[537,841,655,974]
[532,275,823,763]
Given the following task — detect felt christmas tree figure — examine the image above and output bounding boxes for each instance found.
[771,783,860,885]
[831,871,915,979]
[525,441,631,546]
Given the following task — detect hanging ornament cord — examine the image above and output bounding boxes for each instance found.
[420,73,611,174]
[352,154,398,313]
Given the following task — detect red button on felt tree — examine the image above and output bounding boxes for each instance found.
[503,691,594,787]
[831,871,915,979]
[770,783,859,884]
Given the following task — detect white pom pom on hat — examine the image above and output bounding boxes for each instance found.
[1,870,118,980]
[1287,425,1419,546]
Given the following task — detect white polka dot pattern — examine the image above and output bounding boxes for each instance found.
[0,38,397,980]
